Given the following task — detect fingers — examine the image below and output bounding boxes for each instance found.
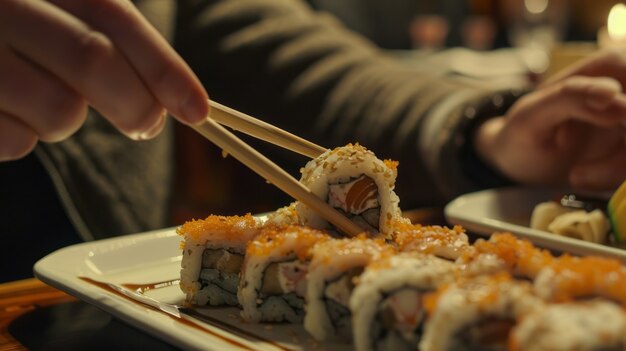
[543,47,626,88]
[0,45,87,143]
[48,0,209,124]
[0,0,169,138]
[563,75,622,110]
[569,146,626,190]
[0,112,38,162]
[512,76,626,135]
[140,112,167,140]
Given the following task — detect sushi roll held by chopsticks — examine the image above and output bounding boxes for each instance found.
[296,143,409,237]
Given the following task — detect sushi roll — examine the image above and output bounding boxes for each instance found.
[460,232,554,280]
[296,143,408,236]
[349,252,459,351]
[264,202,300,227]
[391,222,471,260]
[238,225,330,323]
[419,273,543,351]
[510,299,626,351]
[533,255,626,306]
[304,235,395,341]
[178,214,263,306]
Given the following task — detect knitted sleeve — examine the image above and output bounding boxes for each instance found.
[175,0,520,208]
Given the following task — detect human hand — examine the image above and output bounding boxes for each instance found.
[545,47,626,89]
[0,0,209,161]
[475,75,626,191]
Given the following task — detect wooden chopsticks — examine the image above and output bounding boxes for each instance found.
[190,102,363,237]
[208,101,327,158]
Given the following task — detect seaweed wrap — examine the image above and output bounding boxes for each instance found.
[238,225,330,323]
[178,214,263,306]
[349,252,458,351]
[304,235,395,341]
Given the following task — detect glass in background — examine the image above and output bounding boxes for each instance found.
[502,0,570,74]
[504,0,569,50]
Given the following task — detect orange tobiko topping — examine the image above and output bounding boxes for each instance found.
[176,214,258,241]
[313,234,396,265]
[392,222,468,254]
[547,254,626,305]
[465,232,554,279]
[383,159,399,171]
[246,225,330,260]
[423,272,513,315]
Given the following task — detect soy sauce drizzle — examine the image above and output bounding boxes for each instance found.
[122,279,180,294]
[79,277,293,351]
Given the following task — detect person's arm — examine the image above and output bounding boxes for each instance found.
[0,0,209,161]
[175,0,509,207]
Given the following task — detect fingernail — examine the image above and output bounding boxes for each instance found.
[139,113,167,140]
[586,79,621,110]
[586,91,615,110]
[181,92,209,124]
[126,131,143,141]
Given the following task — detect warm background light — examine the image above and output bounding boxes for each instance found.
[607,3,626,39]
[524,0,549,15]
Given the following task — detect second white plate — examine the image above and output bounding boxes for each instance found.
[444,186,626,262]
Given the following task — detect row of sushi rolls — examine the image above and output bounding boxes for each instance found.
[177,143,626,351]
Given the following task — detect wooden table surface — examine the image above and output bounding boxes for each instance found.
[0,277,181,351]
[0,279,75,351]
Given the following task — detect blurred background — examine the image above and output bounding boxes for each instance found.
[171,0,626,223]
[311,0,618,50]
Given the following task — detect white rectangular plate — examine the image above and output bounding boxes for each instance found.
[444,186,626,262]
[34,228,350,351]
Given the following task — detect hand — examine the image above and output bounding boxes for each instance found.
[475,74,626,191]
[545,47,626,89]
[0,0,209,161]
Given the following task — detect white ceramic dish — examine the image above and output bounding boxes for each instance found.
[444,186,626,262]
[34,228,349,351]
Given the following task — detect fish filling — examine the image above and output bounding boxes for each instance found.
[196,248,244,305]
[324,267,363,339]
[199,249,243,292]
[365,288,425,350]
[256,260,310,322]
[328,175,380,231]
[452,317,515,351]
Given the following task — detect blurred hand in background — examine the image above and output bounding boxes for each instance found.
[475,48,626,191]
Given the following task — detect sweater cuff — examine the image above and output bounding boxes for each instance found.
[457,90,527,188]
